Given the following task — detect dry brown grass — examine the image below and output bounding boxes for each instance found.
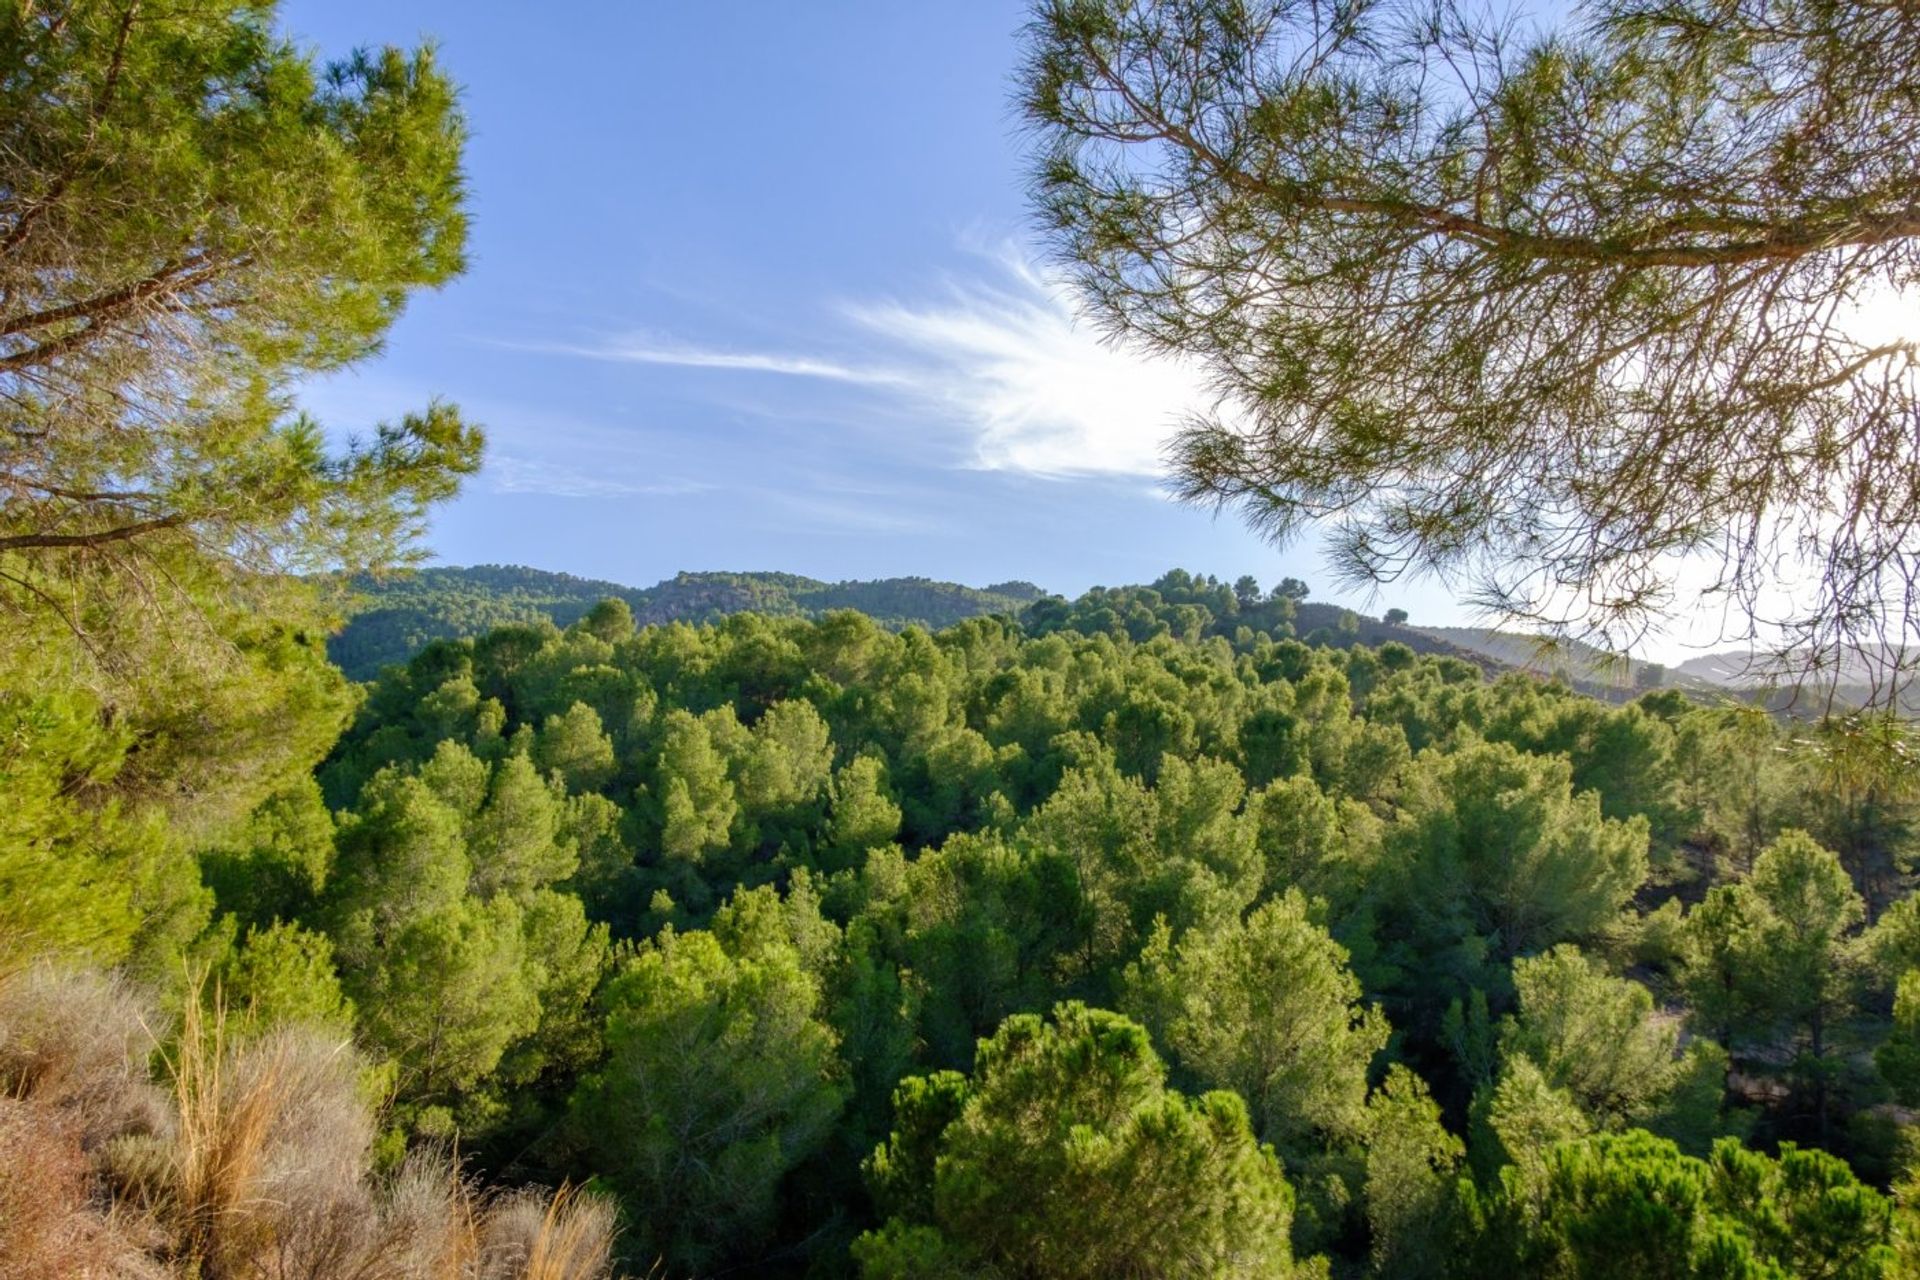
[0,1098,160,1280]
[0,964,168,1148]
[479,1184,619,1280]
[0,965,625,1280]
[365,1148,482,1280]
[163,998,374,1278]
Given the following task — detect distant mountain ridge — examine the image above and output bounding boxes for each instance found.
[325,565,1045,679]
[1412,626,1648,684]
[1672,644,1912,689]
[322,564,1669,693]
[323,565,1911,716]
[325,563,1520,689]
[1418,627,1918,716]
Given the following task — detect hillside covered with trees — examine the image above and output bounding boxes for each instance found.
[20,576,1920,1275]
[325,566,1047,679]
[8,0,1920,1276]
[341,565,1908,716]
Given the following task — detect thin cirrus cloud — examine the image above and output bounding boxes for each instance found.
[527,248,1220,480]
[488,455,714,500]
[535,339,904,386]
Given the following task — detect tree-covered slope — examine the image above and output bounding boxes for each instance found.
[325,565,1047,678]
[18,566,1920,1276]
[284,596,1915,1275]
[328,563,1516,686]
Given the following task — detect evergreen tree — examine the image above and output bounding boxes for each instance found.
[570,926,846,1273]
[533,702,618,794]
[1372,741,1648,1018]
[1363,1066,1463,1280]
[1021,0,1920,691]
[1877,971,1920,1109]
[1501,946,1724,1137]
[350,895,540,1128]
[1465,1130,1893,1278]
[1745,831,1866,1138]
[854,1002,1306,1279]
[827,755,904,868]
[1123,890,1387,1146]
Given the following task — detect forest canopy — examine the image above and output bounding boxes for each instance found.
[19,566,1920,1274]
[8,0,1920,1277]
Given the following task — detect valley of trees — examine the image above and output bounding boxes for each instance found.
[15,570,1920,1275]
[7,0,1920,1276]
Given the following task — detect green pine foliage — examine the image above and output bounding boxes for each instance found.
[8,0,1920,1272]
[17,562,1920,1274]
[129,581,1909,1275]
[571,925,847,1270]
[853,1002,1303,1279]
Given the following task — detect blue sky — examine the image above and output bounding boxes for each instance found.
[278,1,1471,621]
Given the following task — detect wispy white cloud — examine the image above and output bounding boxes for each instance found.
[506,337,904,385]
[844,248,1216,477]
[489,455,712,500]
[516,244,1218,480]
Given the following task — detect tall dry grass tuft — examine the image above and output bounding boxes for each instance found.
[367,1148,482,1280]
[164,995,373,1279]
[479,1184,619,1280]
[0,964,169,1148]
[0,964,629,1280]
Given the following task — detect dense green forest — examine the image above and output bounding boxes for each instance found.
[326,564,1474,680]
[326,567,1047,679]
[18,568,1920,1274]
[341,565,1914,715]
[7,0,1920,1276]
